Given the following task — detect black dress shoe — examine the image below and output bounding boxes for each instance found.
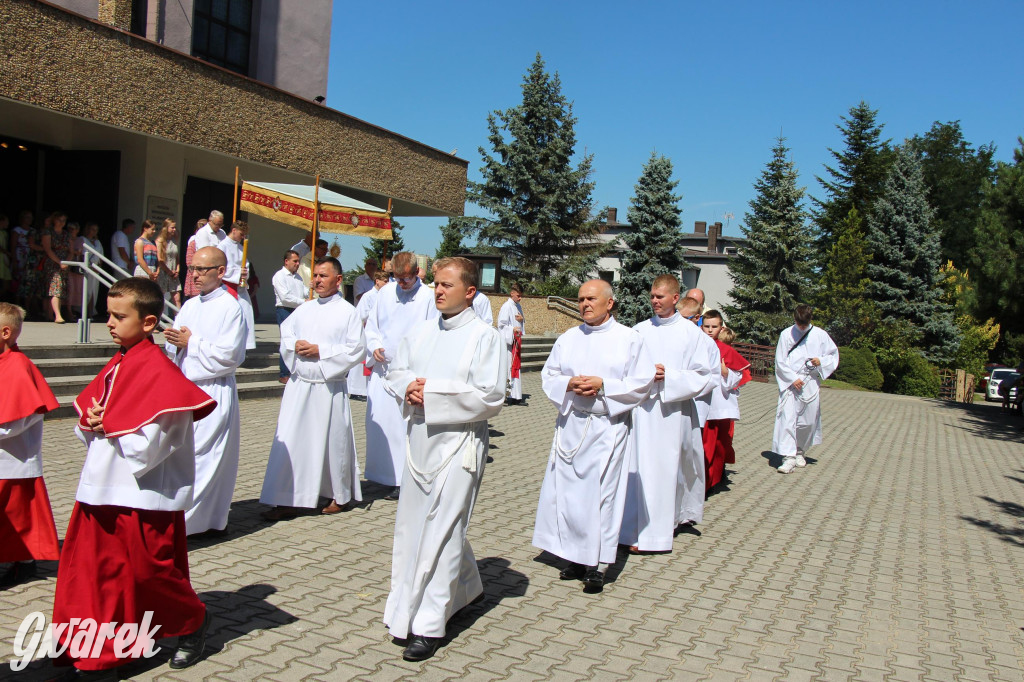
[384,486,400,501]
[402,634,441,661]
[582,569,604,593]
[0,561,36,587]
[558,563,586,580]
[169,611,211,669]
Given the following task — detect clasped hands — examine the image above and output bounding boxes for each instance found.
[568,375,603,397]
[405,378,426,406]
[295,340,320,359]
[163,326,192,349]
[86,397,105,433]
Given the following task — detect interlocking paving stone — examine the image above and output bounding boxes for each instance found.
[2,375,1024,680]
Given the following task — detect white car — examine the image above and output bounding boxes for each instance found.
[986,368,1019,402]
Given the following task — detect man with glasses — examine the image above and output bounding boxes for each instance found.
[194,210,226,250]
[364,252,439,500]
[164,247,247,536]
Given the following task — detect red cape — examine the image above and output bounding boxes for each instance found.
[0,346,59,424]
[716,340,752,387]
[74,337,217,438]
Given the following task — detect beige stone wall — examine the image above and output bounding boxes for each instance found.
[482,294,581,337]
[2,0,467,216]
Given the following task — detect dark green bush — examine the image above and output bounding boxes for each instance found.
[835,346,884,391]
[877,350,941,397]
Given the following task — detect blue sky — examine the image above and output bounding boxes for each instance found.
[325,0,1024,270]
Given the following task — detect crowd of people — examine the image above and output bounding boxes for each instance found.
[0,211,841,675]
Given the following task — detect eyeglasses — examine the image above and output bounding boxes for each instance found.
[396,276,418,284]
[684,314,699,320]
[188,265,219,274]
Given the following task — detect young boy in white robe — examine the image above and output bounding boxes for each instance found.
[533,280,655,592]
[619,275,714,554]
[497,282,526,403]
[260,257,366,519]
[164,247,247,536]
[54,278,216,678]
[383,257,506,661]
[773,304,840,474]
[216,221,256,350]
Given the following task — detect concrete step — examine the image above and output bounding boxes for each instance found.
[43,365,284,397]
[32,350,281,378]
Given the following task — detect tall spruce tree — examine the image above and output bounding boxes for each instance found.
[616,153,686,326]
[466,54,600,289]
[818,208,872,346]
[908,120,995,267]
[434,218,466,260]
[866,145,959,362]
[723,137,814,344]
[362,218,405,265]
[814,101,893,255]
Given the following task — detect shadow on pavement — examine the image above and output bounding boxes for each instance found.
[961,496,1024,548]
[530,549,631,587]
[934,399,1024,443]
[442,557,529,647]
[187,499,269,549]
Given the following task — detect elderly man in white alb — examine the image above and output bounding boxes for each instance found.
[194,210,226,250]
[533,280,655,593]
[272,249,305,383]
[496,281,526,403]
[383,256,506,661]
[164,247,247,536]
[260,257,366,519]
[217,220,256,350]
[364,252,439,499]
[773,304,839,474]
[619,274,715,554]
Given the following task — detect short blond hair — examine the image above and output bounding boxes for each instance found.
[433,257,478,288]
[678,297,700,316]
[718,327,736,344]
[0,303,26,333]
[391,251,416,276]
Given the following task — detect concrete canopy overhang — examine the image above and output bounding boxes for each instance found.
[1,0,468,218]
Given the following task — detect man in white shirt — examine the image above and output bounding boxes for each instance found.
[383,257,506,661]
[353,257,378,302]
[110,218,135,275]
[773,305,839,474]
[299,239,329,291]
[272,250,305,383]
[290,234,313,261]
[194,210,226,250]
[217,221,256,350]
[533,280,655,592]
[364,252,439,499]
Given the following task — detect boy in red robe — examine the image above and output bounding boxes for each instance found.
[0,302,61,587]
[52,278,217,680]
[701,311,750,490]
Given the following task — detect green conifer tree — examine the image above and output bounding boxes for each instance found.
[362,218,405,266]
[466,54,600,288]
[818,208,873,346]
[723,137,814,344]
[814,101,893,255]
[434,218,466,261]
[866,146,960,362]
[616,153,686,326]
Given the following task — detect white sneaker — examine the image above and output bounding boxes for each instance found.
[795,454,807,467]
[778,457,798,474]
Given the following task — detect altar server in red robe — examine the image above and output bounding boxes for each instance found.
[52,278,217,679]
[701,310,750,490]
[0,302,60,587]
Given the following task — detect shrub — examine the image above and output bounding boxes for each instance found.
[878,350,940,398]
[834,347,884,391]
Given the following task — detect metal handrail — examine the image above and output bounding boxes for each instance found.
[546,296,583,320]
[62,241,179,343]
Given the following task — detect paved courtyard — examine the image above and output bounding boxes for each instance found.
[3,374,1023,681]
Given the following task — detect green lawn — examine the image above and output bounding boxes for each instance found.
[822,379,870,391]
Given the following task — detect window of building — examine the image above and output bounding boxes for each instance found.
[192,0,253,76]
[130,0,148,37]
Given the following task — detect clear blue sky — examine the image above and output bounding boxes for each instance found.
[325,0,1024,271]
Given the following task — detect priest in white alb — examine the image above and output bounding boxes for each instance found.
[773,304,839,474]
[383,257,506,661]
[217,220,256,350]
[496,282,526,403]
[164,246,247,536]
[364,252,439,499]
[533,280,655,593]
[260,257,366,518]
[619,275,714,553]
[347,269,388,399]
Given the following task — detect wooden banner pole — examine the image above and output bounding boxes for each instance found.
[234,167,249,285]
[309,174,321,300]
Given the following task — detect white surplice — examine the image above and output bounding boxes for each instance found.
[497,297,525,400]
[383,307,506,638]
[772,325,839,457]
[165,286,247,533]
[260,293,366,507]
[619,313,715,550]
[533,317,655,567]
[354,273,374,300]
[472,291,493,326]
[363,281,439,486]
[346,286,379,398]
[217,236,256,350]
[0,414,45,479]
